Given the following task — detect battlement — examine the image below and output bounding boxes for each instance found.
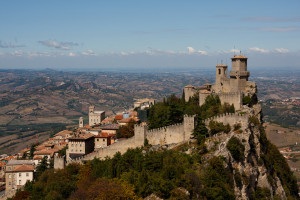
[147,123,183,133]
[203,112,249,129]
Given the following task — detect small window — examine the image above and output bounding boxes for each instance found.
[103,139,105,141]
[19,173,21,177]
[8,174,11,179]
[19,180,21,185]
[9,182,11,186]
[80,144,82,147]
[26,173,29,177]
[8,167,11,170]
[80,150,82,152]
[97,139,99,141]
[218,69,221,74]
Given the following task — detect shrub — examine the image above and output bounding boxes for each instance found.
[243,96,253,106]
[233,123,241,131]
[234,169,242,189]
[209,121,231,135]
[249,116,259,126]
[226,136,245,162]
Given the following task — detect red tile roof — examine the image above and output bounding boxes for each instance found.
[13,164,34,172]
[115,115,123,120]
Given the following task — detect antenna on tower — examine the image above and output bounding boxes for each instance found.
[233,45,236,56]
[240,50,242,55]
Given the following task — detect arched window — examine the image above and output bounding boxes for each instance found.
[218,69,221,74]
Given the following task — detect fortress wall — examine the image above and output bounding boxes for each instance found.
[218,92,242,110]
[199,92,242,110]
[96,137,136,160]
[146,123,184,146]
[199,93,210,106]
[203,112,249,128]
[68,116,194,163]
[184,87,197,102]
[54,155,65,169]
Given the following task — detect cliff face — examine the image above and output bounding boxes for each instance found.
[204,104,297,199]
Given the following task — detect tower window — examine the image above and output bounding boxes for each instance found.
[218,69,221,74]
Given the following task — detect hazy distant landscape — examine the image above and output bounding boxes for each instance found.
[0,68,299,154]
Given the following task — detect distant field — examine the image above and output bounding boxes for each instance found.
[266,123,300,147]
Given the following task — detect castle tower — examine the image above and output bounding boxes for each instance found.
[134,124,146,147]
[215,64,229,93]
[229,54,250,92]
[79,117,84,128]
[183,115,195,141]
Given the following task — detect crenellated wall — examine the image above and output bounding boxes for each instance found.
[146,123,184,145]
[66,115,195,164]
[203,112,249,128]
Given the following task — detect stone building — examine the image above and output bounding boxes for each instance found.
[66,133,95,162]
[184,55,257,110]
[133,98,156,110]
[89,105,105,126]
[94,133,112,149]
[5,160,35,195]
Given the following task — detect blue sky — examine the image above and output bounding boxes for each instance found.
[0,0,300,69]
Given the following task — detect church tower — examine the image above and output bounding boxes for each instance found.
[79,117,84,128]
[229,54,250,92]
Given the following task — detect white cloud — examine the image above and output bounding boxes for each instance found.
[187,46,207,55]
[82,50,97,56]
[273,48,289,53]
[38,40,78,50]
[11,50,24,56]
[249,47,269,53]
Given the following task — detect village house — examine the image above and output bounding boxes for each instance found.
[118,117,139,126]
[101,123,120,135]
[53,130,73,143]
[94,132,112,149]
[5,160,35,195]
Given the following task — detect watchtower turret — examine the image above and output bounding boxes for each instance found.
[215,64,228,93]
[229,54,250,92]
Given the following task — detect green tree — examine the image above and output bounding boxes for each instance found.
[36,156,49,178]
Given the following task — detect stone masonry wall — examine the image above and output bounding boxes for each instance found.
[146,123,184,146]
[203,112,249,128]
[199,92,243,110]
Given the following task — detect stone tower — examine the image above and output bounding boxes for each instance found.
[229,55,250,92]
[215,64,229,93]
[183,115,195,141]
[134,124,146,147]
[89,105,95,113]
[79,117,84,128]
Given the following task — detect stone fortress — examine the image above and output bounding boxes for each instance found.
[184,54,257,110]
[55,54,258,166]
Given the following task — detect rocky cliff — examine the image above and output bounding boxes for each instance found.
[203,104,298,199]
